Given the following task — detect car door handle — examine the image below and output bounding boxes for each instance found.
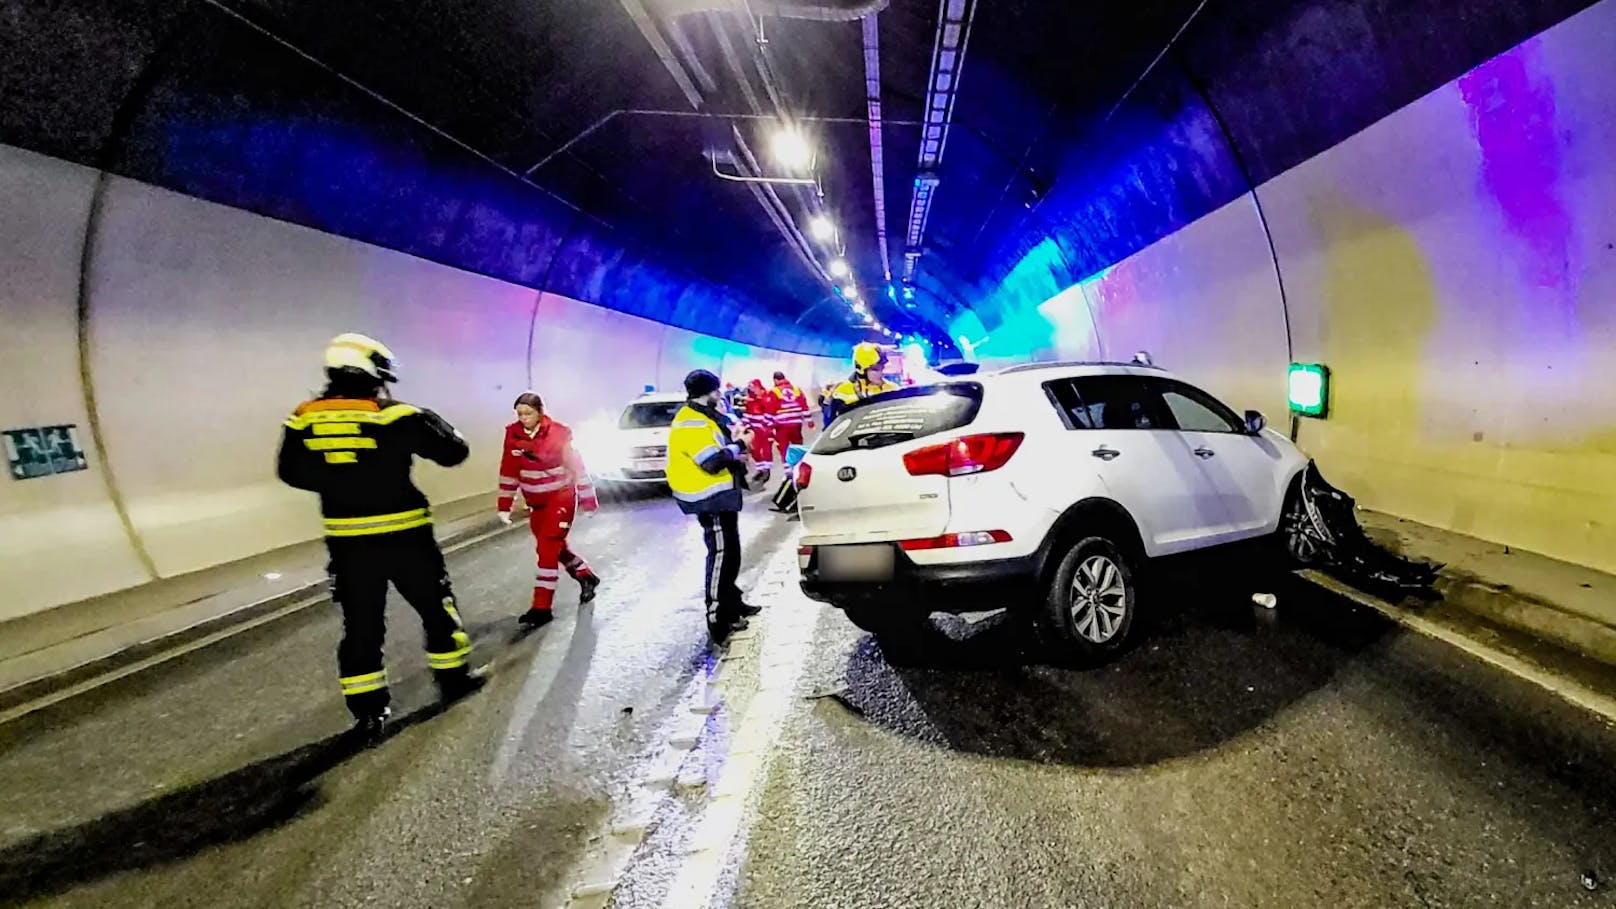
[1091,446,1120,461]
[1193,447,1216,459]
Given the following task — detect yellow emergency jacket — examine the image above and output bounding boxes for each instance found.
[828,375,899,419]
[667,401,746,514]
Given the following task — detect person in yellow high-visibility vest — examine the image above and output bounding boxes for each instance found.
[666,369,762,642]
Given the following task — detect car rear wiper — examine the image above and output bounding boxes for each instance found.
[849,431,914,449]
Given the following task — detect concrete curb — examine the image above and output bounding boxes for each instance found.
[0,517,523,725]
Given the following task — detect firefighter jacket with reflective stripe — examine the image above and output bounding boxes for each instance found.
[771,381,810,427]
[277,397,469,536]
[829,376,900,419]
[667,402,746,515]
[496,417,597,513]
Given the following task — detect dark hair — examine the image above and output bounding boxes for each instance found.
[773,371,786,381]
[513,392,543,412]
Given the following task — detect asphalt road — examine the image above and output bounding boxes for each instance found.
[2,493,1614,909]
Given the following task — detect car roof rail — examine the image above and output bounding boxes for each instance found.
[995,358,1166,375]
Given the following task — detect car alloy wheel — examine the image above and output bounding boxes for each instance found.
[1069,555,1127,644]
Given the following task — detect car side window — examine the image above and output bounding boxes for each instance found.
[1044,376,1166,430]
[1153,379,1244,433]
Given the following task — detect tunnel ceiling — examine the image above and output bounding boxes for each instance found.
[2,0,1599,350]
[169,0,1222,341]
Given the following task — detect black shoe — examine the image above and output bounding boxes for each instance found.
[349,707,392,746]
[737,602,762,617]
[438,666,488,704]
[578,575,600,604]
[518,609,555,629]
[727,616,751,633]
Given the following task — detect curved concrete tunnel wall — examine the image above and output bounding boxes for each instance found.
[961,1,1616,574]
[0,142,843,621]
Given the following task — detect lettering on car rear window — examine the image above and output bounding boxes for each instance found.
[815,384,982,454]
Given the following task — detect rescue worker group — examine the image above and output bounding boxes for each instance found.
[278,333,899,740]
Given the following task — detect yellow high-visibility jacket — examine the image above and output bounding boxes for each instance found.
[667,401,746,514]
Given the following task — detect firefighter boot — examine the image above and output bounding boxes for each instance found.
[437,665,488,704]
[578,573,601,604]
[349,707,393,747]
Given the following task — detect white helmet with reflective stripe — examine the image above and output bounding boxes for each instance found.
[324,333,399,383]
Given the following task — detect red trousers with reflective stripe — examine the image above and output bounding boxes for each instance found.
[528,494,593,612]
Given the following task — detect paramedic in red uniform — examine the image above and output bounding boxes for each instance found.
[742,378,778,467]
[497,392,601,629]
[769,371,811,448]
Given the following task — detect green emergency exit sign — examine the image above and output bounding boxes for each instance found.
[4,425,88,480]
[1287,363,1330,418]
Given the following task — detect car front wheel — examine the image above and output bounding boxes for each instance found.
[1040,536,1137,661]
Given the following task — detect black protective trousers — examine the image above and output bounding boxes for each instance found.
[327,526,473,719]
[696,511,743,635]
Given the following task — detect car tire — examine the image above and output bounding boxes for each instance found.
[1039,535,1137,662]
[841,604,934,666]
[1277,481,1320,567]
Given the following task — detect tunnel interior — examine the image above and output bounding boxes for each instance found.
[2,0,1614,616]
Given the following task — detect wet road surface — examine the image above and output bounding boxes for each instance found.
[2,495,1614,908]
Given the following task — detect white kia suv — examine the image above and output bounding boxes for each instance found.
[795,362,1309,658]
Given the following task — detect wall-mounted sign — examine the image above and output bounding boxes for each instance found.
[4,425,89,480]
[1287,363,1330,418]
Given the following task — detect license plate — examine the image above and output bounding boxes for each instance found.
[819,544,895,581]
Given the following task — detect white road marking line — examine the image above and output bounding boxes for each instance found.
[1300,570,1616,726]
[661,551,817,909]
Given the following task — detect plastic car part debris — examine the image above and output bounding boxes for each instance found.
[1252,593,1278,609]
[1285,461,1442,594]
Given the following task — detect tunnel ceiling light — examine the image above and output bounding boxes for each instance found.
[809,215,836,242]
[829,258,850,278]
[843,284,859,299]
[771,126,813,172]
[1287,363,1330,418]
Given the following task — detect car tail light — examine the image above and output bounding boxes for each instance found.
[902,433,1025,477]
[796,461,812,490]
[798,545,814,571]
[898,530,1013,551]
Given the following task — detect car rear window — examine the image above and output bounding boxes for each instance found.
[619,401,683,429]
[813,383,983,455]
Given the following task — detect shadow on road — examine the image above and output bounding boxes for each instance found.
[831,558,1394,768]
[0,699,463,906]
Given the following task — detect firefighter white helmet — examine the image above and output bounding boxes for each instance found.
[324,333,399,383]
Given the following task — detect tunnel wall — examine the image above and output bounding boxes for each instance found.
[965,1,1616,574]
[0,142,842,622]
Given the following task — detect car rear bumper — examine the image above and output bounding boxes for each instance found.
[799,544,1044,613]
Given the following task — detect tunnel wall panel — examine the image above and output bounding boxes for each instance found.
[0,146,842,621]
[0,146,154,618]
[980,1,1616,574]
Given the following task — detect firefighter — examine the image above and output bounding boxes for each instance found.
[497,392,601,629]
[769,371,811,448]
[828,342,900,420]
[668,369,761,642]
[742,378,778,476]
[278,333,484,740]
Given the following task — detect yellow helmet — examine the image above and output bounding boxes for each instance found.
[324,333,399,383]
[852,342,886,371]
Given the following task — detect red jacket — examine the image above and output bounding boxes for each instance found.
[771,379,811,427]
[497,417,598,513]
[743,382,778,434]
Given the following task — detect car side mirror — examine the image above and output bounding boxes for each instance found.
[1244,410,1267,435]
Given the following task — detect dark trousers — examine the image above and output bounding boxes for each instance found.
[696,511,743,634]
[327,526,472,718]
